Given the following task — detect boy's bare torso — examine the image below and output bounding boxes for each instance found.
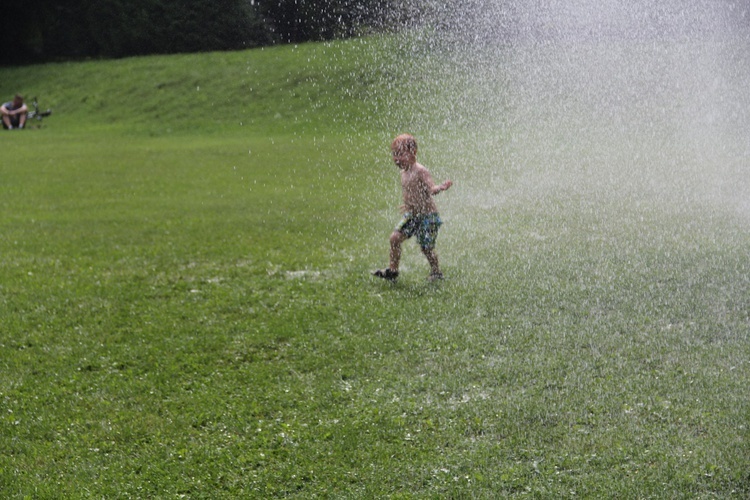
[401,162,438,216]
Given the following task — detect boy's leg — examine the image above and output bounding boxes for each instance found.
[373,231,405,281]
[418,215,443,279]
[422,247,441,276]
[389,230,407,271]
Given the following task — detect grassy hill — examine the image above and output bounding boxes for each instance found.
[1,36,749,497]
[0,38,402,136]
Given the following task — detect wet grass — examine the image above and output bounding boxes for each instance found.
[1,35,749,497]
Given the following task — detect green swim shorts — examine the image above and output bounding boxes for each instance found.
[396,212,442,250]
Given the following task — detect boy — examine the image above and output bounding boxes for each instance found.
[373,134,453,282]
[1,94,27,130]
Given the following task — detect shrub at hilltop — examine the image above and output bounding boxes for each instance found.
[1,0,403,64]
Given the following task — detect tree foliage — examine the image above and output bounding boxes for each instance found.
[2,0,403,65]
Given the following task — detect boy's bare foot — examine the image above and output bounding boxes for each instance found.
[372,268,399,281]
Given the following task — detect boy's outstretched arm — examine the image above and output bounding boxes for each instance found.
[431,179,453,196]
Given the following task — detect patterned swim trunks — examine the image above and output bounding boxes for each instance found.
[396,212,442,250]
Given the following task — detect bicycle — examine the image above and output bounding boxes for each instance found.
[25,96,52,127]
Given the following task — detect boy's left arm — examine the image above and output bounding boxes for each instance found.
[431,178,453,196]
[421,167,451,196]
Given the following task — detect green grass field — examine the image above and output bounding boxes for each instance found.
[1,34,749,498]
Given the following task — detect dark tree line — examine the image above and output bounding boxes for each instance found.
[1,0,404,65]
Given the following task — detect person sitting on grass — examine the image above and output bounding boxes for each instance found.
[1,94,28,130]
[373,133,453,283]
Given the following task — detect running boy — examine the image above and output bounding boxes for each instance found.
[373,134,453,282]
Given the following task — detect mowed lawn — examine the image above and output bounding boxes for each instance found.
[1,36,749,497]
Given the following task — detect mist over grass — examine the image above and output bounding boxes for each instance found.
[1,6,750,496]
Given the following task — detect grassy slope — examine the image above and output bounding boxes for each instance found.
[1,38,749,498]
[2,40,401,136]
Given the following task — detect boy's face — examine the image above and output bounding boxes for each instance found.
[392,147,416,169]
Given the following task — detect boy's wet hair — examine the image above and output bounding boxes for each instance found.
[392,134,418,154]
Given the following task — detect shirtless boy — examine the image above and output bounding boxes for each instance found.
[373,134,453,282]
